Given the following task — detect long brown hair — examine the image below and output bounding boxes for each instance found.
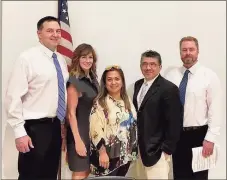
[95,66,132,114]
[69,43,97,78]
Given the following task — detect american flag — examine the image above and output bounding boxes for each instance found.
[57,0,73,67]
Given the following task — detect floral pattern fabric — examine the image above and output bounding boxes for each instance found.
[89,95,138,176]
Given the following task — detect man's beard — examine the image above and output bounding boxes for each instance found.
[183,57,197,64]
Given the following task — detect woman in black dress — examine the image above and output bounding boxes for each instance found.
[66,43,99,179]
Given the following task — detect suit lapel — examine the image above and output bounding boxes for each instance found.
[139,75,161,110]
[133,80,143,111]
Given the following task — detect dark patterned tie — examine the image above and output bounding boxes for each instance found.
[179,70,190,106]
[52,53,66,122]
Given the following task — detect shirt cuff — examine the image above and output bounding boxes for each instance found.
[96,138,106,150]
[14,124,27,139]
[204,131,216,143]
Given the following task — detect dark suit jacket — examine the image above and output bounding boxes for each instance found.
[133,75,183,167]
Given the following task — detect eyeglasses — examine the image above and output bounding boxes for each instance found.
[105,65,121,71]
[141,62,159,68]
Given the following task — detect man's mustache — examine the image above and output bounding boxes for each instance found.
[185,55,193,58]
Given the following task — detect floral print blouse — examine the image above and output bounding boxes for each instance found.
[89,94,138,176]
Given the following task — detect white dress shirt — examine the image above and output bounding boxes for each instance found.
[137,74,159,109]
[165,62,222,143]
[5,43,69,139]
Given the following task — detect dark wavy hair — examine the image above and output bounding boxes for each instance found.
[94,65,131,113]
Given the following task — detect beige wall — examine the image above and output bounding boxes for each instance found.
[2,1,226,179]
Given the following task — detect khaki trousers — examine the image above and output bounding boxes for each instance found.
[126,150,171,179]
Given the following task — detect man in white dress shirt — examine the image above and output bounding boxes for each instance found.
[165,36,222,180]
[5,16,69,180]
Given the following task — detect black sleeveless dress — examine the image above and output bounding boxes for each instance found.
[66,74,98,172]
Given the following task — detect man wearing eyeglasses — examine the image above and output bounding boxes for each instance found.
[132,50,183,179]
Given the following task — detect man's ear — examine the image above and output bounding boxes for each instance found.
[37,30,41,39]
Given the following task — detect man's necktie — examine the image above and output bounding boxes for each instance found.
[52,53,66,122]
[138,82,148,108]
[179,70,190,106]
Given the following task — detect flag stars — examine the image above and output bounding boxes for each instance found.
[62,9,66,13]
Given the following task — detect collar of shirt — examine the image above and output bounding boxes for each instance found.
[144,73,159,86]
[78,73,90,80]
[180,61,201,75]
[38,42,57,60]
[76,73,97,88]
[78,71,97,82]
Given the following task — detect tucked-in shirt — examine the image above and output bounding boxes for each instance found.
[5,43,69,139]
[90,94,138,176]
[165,62,222,143]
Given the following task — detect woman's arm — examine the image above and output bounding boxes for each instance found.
[67,84,87,156]
[90,106,109,168]
[89,106,106,149]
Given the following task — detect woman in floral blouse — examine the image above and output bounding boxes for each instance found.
[89,65,138,176]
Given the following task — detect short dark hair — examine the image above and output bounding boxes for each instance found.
[37,16,60,30]
[140,50,162,65]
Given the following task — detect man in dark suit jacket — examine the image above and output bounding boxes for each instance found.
[133,50,183,179]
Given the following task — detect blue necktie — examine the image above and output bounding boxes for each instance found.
[52,53,66,122]
[179,70,190,106]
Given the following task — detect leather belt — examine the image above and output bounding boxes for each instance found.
[39,117,56,122]
[183,125,208,131]
[25,117,57,124]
